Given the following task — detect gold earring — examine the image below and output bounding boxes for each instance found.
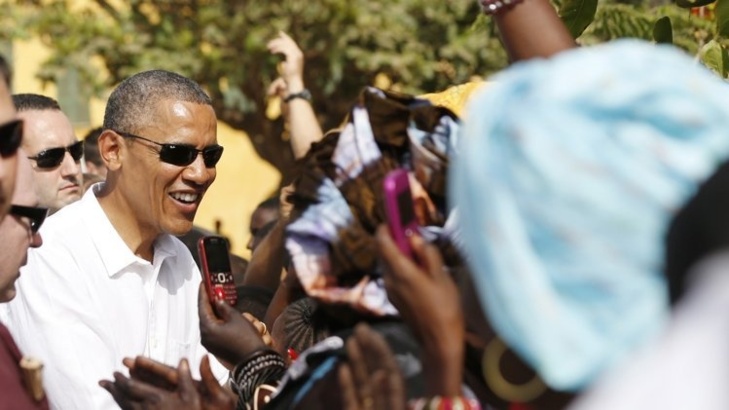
[482,337,547,403]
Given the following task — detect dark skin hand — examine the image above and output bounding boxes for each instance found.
[375,225,465,397]
[338,323,406,410]
[99,356,235,410]
[198,283,267,366]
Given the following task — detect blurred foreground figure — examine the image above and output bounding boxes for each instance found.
[453,40,729,396]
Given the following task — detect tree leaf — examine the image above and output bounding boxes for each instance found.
[699,39,728,77]
[559,0,599,39]
[675,0,717,9]
[653,16,673,44]
[716,0,729,37]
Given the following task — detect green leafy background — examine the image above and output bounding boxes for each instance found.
[1,0,726,178]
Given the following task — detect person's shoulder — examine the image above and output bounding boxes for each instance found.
[39,192,93,239]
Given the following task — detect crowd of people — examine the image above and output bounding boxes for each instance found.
[1,0,728,409]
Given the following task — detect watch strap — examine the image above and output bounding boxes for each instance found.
[284,89,312,103]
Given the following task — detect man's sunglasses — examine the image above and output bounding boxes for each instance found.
[0,119,23,158]
[10,205,49,234]
[27,140,83,169]
[115,131,224,168]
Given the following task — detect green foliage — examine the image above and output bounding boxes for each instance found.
[698,39,729,75]
[3,0,506,180]
[676,0,716,8]
[716,0,729,36]
[2,0,726,178]
[653,16,673,43]
[558,0,599,38]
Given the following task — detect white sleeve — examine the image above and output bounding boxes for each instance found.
[4,248,121,410]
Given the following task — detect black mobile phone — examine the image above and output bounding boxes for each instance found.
[197,236,237,306]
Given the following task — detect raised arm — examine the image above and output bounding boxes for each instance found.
[483,0,576,62]
[267,32,324,159]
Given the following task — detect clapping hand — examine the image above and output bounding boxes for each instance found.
[338,324,406,410]
[99,356,235,410]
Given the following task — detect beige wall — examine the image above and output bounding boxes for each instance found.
[11,38,281,259]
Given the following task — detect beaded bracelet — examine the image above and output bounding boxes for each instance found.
[408,396,483,410]
[231,349,287,406]
[478,0,524,15]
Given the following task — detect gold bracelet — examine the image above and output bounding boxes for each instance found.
[482,337,547,403]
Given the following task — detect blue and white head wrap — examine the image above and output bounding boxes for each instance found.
[452,40,729,390]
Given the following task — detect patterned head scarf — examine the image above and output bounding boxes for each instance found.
[452,40,729,391]
[286,88,459,316]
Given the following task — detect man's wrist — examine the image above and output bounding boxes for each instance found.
[286,78,305,93]
[284,89,312,103]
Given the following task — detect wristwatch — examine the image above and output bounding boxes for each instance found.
[283,89,312,103]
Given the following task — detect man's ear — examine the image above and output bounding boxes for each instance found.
[98,130,124,171]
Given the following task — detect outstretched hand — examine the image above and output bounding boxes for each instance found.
[198,283,267,366]
[99,356,235,410]
[267,31,305,88]
[338,324,406,410]
[375,225,465,396]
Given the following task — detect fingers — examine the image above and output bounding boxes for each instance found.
[99,379,138,410]
[112,372,162,402]
[128,356,179,388]
[198,283,219,326]
[122,357,135,371]
[384,370,406,410]
[242,312,268,335]
[199,355,220,394]
[370,370,388,409]
[213,298,235,322]
[338,363,361,410]
[375,225,421,281]
[345,330,375,407]
[176,359,199,404]
[267,77,288,97]
[409,235,445,280]
[266,32,302,57]
[353,324,399,375]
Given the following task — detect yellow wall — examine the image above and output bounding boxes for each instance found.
[11,39,281,259]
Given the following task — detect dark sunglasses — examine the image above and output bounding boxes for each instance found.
[115,131,224,168]
[27,140,83,169]
[10,204,48,234]
[0,119,23,158]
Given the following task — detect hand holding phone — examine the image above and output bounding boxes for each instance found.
[198,236,237,306]
[383,169,419,260]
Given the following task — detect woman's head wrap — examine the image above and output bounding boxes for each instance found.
[286,88,460,316]
[452,40,729,390]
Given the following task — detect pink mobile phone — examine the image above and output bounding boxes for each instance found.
[383,169,419,259]
[198,236,237,306]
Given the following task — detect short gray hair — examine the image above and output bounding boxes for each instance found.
[103,70,212,134]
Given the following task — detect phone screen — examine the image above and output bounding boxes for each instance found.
[199,237,237,305]
[203,238,232,273]
[397,189,416,227]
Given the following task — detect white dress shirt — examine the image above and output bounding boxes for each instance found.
[2,186,228,409]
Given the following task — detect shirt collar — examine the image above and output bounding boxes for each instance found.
[82,186,179,277]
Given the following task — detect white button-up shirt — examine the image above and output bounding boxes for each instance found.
[2,187,227,409]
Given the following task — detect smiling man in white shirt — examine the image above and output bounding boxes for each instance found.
[3,70,228,409]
